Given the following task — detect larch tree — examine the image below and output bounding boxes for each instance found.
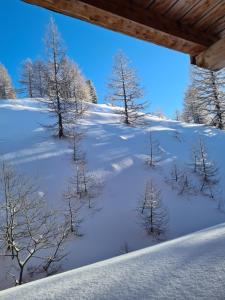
[44,17,68,138]
[65,60,89,121]
[182,84,206,124]
[19,59,35,98]
[183,66,225,128]
[86,79,97,104]
[139,180,168,237]
[146,129,163,167]
[192,137,219,198]
[33,59,48,98]
[0,63,16,99]
[106,50,146,125]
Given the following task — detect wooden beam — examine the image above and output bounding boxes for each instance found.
[193,37,225,71]
[23,0,218,56]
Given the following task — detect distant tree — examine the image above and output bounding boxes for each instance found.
[86,79,97,104]
[192,137,219,198]
[177,172,194,195]
[139,180,168,237]
[67,159,101,209]
[19,59,35,98]
[106,50,146,124]
[69,128,85,163]
[182,84,206,124]
[65,60,89,120]
[174,109,182,121]
[168,162,182,188]
[146,129,163,167]
[0,63,16,99]
[153,108,167,119]
[33,59,48,98]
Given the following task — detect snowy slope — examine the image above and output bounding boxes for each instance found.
[1,99,225,290]
[1,222,225,299]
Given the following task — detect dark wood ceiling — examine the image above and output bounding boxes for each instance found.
[23,0,225,70]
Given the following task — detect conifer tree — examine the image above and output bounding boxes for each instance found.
[0,63,16,99]
[192,137,219,198]
[139,180,168,237]
[146,129,163,167]
[19,58,35,98]
[33,59,47,98]
[106,50,145,124]
[86,79,97,104]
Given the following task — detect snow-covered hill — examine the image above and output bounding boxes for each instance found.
[1,99,225,291]
[1,222,225,299]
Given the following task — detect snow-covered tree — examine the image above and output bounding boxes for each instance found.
[0,164,68,285]
[19,58,35,98]
[86,79,97,104]
[174,109,182,121]
[0,63,16,99]
[182,84,206,124]
[192,137,219,198]
[64,60,89,120]
[146,129,163,167]
[33,59,48,98]
[183,66,225,128]
[106,50,146,124]
[139,180,168,237]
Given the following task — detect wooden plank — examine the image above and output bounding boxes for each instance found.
[193,36,225,70]
[165,0,200,20]
[179,0,221,24]
[145,0,175,13]
[192,1,225,31]
[23,0,217,56]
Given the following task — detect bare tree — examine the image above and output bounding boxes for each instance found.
[174,109,182,121]
[106,50,146,125]
[69,128,85,163]
[177,172,194,195]
[192,137,219,198]
[42,223,69,274]
[183,66,225,128]
[33,59,48,98]
[86,79,97,104]
[167,162,183,188]
[0,164,68,285]
[67,160,102,209]
[43,17,68,138]
[182,84,206,124]
[138,180,168,238]
[19,59,35,98]
[0,63,16,99]
[146,129,163,167]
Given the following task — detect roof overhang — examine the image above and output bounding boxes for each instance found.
[23,0,225,71]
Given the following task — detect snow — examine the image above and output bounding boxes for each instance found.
[1,98,225,292]
[1,222,225,299]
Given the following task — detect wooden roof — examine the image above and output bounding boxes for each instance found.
[23,0,225,70]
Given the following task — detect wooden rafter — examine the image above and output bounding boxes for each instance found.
[22,0,225,70]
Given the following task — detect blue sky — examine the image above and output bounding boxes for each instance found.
[0,0,191,117]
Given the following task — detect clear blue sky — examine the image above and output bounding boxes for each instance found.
[0,0,191,117]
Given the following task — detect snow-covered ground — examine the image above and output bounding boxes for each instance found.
[1,99,225,291]
[1,222,225,299]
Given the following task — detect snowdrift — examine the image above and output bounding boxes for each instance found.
[1,223,225,299]
[1,99,225,293]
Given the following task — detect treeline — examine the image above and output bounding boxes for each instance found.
[0,18,97,105]
[178,66,225,130]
